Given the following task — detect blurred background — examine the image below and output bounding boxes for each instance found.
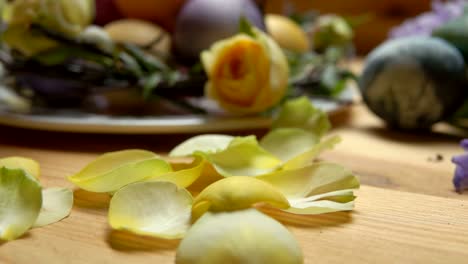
[264,0,431,53]
[97,0,433,54]
[4,0,466,131]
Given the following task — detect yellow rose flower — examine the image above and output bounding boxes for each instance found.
[2,0,94,56]
[201,28,289,114]
[7,0,95,37]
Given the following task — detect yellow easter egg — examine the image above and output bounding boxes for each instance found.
[104,19,171,55]
[266,14,310,53]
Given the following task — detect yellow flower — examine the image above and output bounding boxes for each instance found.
[2,0,95,56]
[201,28,289,114]
[7,0,94,37]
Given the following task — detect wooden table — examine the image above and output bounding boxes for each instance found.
[1,102,468,263]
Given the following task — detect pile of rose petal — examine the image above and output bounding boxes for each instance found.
[67,96,359,263]
[0,157,73,241]
[0,96,359,262]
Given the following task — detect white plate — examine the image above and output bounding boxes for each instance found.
[0,90,355,134]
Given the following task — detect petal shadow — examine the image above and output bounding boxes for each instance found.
[258,206,354,228]
[106,229,180,252]
[73,189,110,209]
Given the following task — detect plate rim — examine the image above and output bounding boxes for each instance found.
[0,89,356,134]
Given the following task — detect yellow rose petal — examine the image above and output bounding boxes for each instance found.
[283,136,341,170]
[273,96,331,138]
[33,188,73,227]
[170,134,281,178]
[192,176,290,221]
[259,162,359,199]
[260,128,318,163]
[258,162,359,214]
[207,136,281,177]
[0,167,42,241]
[0,156,40,179]
[109,181,193,239]
[176,209,303,264]
[69,149,172,193]
[186,162,224,193]
[169,135,234,157]
[286,189,356,215]
[254,27,290,108]
[154,155,206,188]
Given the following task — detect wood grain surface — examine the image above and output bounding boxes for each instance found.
[1,102,468,263]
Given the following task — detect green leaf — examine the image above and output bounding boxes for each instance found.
[68,150,172,193]
[207,136,281,177]
[32,47,72,65]
[289,11,319,26]
[142,72,163,99]
[119,52,144,77]
[176,209,303,264]
[321,65,341,90]
[272,96,331,139]
[0,167,42,241]
[33,188,73,227]
[33,46,114,66]
[286,50,321,82]
[109,181,193,239]
[123,43,168,72]
[239,16,256,37]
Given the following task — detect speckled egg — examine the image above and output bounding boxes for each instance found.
[359,37,467,130]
